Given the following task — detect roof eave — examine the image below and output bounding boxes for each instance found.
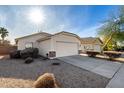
[15,32,51,40]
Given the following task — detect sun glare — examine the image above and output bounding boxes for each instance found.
[28,8,45,24]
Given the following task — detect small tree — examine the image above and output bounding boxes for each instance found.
[0,27,9,43]
[98,6,124,51]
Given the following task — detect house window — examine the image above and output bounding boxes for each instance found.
[25,42,33,48]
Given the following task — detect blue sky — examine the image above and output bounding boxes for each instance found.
[0,5,120,43]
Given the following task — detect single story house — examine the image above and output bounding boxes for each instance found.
[15,32,51,50]
[15,31,81,58]
[81,37,103,53]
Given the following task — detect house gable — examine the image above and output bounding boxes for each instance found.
[37,31,81,43]
[16,32,51,50]
[15,32,51,43]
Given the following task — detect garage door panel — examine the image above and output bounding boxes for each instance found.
[56,41,78,57]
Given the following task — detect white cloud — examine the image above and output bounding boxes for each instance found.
[0,14,6,26]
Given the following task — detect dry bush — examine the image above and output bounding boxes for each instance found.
[33,73,59,88]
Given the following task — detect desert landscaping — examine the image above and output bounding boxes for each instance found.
[0,55,109,88]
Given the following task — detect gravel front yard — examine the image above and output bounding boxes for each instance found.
[0,57,109,88]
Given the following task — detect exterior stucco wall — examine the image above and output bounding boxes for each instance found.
[38,33,81,58]
[17,34,48,50]
[38,39,51,57]
[51,34,81,51]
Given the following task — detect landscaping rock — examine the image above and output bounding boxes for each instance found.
[24,57,34,64]
[32,48,39,58]
[9,50,21,59]
[33,73,59,88]
[86,51,100,57]
[0,58,109,88]
[20,48,39,59]
[104,51,122,60]
[52,62,60,65]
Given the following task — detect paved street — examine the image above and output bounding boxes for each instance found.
[106,64,124,88]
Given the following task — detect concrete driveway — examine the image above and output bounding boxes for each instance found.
[58,55,124,87]
[58,55,122,78]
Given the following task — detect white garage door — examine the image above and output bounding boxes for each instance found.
[56,41,78,57]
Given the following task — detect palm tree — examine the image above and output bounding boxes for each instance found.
[0,27,9,43]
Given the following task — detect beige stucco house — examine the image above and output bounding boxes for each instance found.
[15,32,103,58]
[15,31,81,58]
[81,37,103,53]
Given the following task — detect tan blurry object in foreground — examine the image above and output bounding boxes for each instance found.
[33,73,59,88]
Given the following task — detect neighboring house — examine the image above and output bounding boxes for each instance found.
[81,37,103,53]
[15,31,81,58]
